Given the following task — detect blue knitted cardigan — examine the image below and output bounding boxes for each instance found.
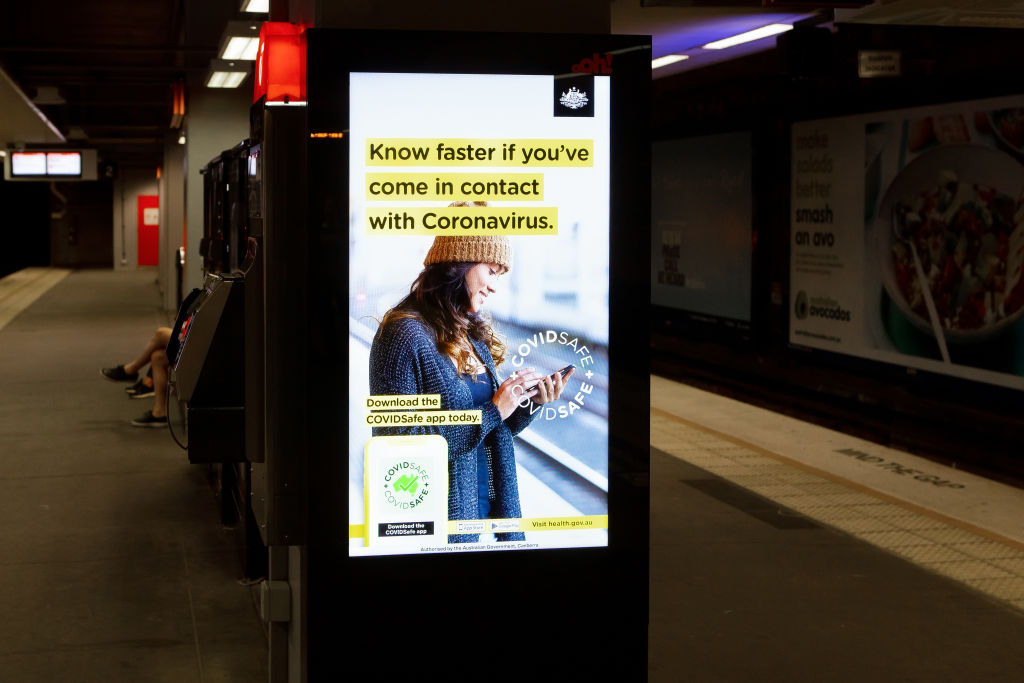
[370,316,536,543]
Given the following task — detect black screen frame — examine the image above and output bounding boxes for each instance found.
[303,29,651,679]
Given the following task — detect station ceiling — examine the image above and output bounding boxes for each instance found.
[1,0,1019,171]
[0,0,236,170]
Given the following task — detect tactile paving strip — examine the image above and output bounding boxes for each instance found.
[651,410,1024,615]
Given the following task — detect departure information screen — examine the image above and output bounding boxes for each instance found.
[10,151,82,177]
[347,72,611,556]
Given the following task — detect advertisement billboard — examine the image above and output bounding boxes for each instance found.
[790,94,1024,391]
[652,131,753,323]
[300,28,649,679]
[347,71,611,556]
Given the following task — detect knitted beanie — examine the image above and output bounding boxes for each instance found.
[424,235,513,273]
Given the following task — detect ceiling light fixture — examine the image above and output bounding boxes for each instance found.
[651,54,689,69]
[218,21,262,60]
[206,59,251,89]
[240,0,269,13]
[178,133,186,145]
[702,24,793,50]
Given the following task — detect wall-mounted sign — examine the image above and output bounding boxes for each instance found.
[137,195,159,266]
[858,50,901,78]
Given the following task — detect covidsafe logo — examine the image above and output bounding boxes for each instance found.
[394,474,419,495]
[382,460,431,510]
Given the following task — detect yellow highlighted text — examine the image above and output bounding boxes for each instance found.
[365,173,545,202]
[366,207,557,235]
[365,138,593,167]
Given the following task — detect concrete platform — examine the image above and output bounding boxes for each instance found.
[2,267,1022,682]
[0,269,266,683]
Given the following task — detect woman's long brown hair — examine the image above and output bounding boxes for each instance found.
[381,262,506,374]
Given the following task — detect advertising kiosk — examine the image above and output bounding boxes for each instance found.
[251,25,650,679]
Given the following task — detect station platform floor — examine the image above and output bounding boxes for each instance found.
[1,267,1022,682]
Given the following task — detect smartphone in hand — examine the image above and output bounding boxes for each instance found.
[525,364,575,392]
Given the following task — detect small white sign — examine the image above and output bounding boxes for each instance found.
[363,434,449,549]
[143,207,159,226]
[858,50,901,78]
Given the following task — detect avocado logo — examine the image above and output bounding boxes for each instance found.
[794,290,809,320]
[382,461,430,510]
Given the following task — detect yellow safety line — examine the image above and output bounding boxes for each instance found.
[651,405,1024,554]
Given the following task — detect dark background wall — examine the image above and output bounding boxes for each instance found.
[651,23,1024,485]
[0,176,50,278]
[49,180,113,269]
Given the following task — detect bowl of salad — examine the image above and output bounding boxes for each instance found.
[877,145,1024,343]
[988,107,1024,158]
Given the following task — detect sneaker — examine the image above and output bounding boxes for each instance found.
[131,411,167,428]
[101,365,138,382]
[127,382,155,399]
[125,368,154,392]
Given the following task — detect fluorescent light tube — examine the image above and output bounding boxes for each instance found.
[703,24,792,50]
[651,54,689,69]
[223,72,248,88]
[206,70,248,88]
[221,36,260,60]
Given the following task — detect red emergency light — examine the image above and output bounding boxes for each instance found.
[254,22,307,104]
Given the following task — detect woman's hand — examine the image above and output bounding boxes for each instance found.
[531,367,575,405]
[491,367,543,420]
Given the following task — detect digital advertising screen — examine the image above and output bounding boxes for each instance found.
[346,71,611,556]
[302,29,650,679]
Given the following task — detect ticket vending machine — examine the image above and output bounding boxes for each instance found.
[252,25,651,681]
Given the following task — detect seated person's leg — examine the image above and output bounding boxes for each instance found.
[130,349,169,427]
[103,327,173,382]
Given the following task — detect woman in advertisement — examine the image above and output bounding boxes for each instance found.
[369,226,574,543]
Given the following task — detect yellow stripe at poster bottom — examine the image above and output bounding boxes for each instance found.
[365,207,557,235]
[447,515,608,534]
[349,516,608,538]
[519,515,608,532]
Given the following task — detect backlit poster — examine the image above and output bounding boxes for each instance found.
[348,72,611,556]
[790,93,1024,391]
